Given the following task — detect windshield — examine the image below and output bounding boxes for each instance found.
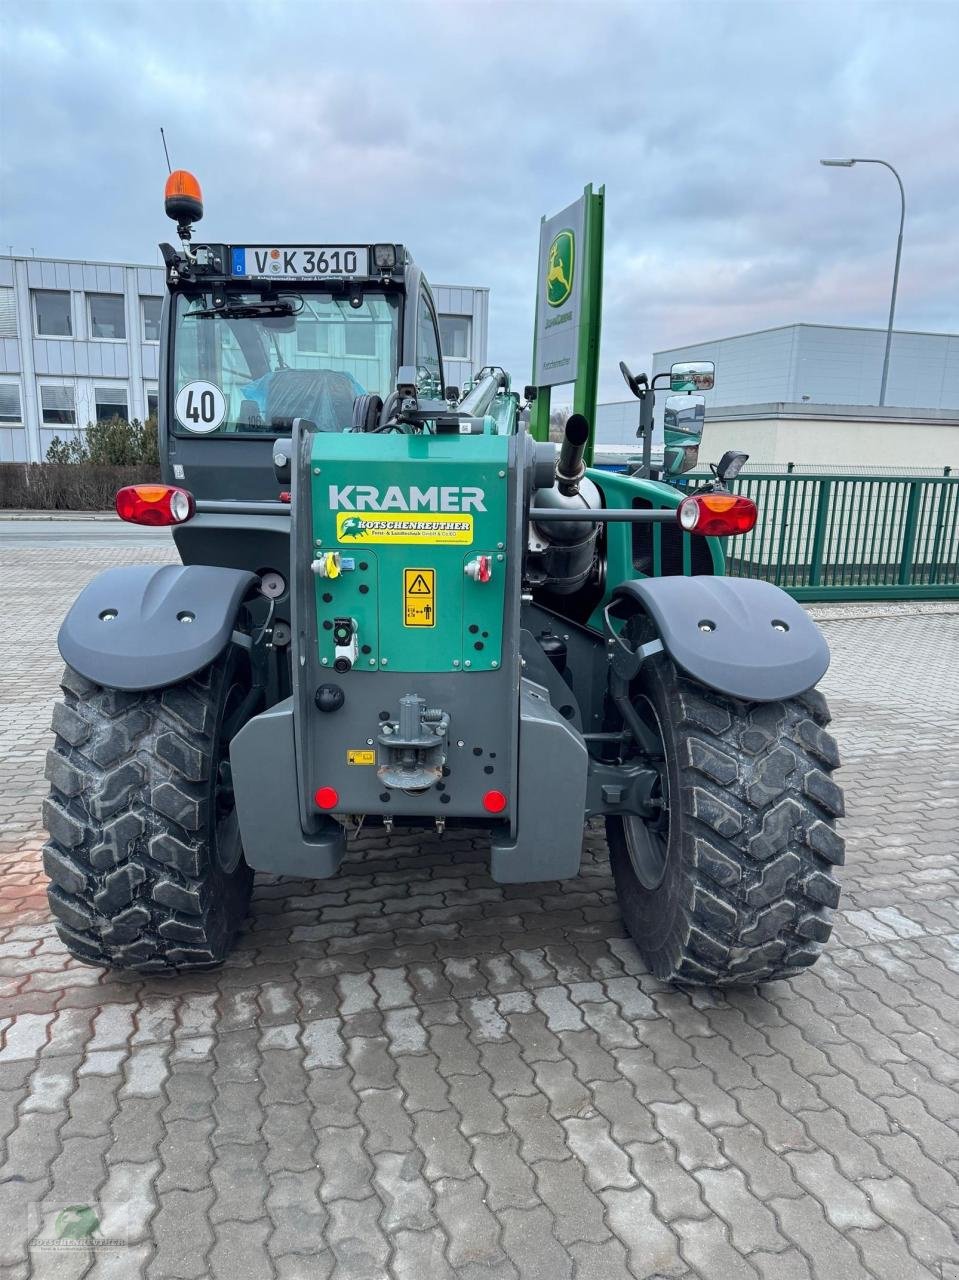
[172,289,400,436]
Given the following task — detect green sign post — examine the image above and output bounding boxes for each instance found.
[530,183,605,463]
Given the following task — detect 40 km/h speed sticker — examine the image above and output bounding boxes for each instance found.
[175,381,226,433]
[403,568,435,627]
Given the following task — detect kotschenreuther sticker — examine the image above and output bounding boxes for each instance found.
[336,513,473,544]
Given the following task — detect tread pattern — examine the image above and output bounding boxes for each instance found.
[608,662,845,986]
[42,657,253,971]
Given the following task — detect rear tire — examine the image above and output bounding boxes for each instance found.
[606,647,844,985]
[42,650,254,971]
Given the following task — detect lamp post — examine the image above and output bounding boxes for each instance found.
[820,157,905,407]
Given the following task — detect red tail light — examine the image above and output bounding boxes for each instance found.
[115,484,196,526]
[677,492,757,536]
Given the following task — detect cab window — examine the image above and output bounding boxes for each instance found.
[172,290,400,436]
[415,294,443,398]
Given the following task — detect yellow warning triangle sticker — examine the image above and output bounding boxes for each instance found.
[408,573,432,594]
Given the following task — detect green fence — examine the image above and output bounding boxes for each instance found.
[689,471,959,600]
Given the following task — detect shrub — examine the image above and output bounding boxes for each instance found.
[45,416,159,467]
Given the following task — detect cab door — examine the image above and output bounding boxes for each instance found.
[403,271,445,400]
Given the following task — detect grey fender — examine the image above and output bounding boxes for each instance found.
[612,575,829,702]
[57,563,257,691]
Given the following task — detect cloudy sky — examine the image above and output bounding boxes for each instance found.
[2,0,957,400]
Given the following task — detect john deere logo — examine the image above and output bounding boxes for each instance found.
[546,230,574,307]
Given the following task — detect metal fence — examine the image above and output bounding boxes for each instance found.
[688,471,959,600]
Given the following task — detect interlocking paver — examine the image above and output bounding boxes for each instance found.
[2,544,959,1278]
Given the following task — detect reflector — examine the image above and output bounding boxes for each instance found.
[482,790,508,814]
[314,786,339,810]
[677,492,758,536]
[115,484,196,527]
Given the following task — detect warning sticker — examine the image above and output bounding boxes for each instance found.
[337,512,473,545]
[347,749,376,766]
[403,568,436,628]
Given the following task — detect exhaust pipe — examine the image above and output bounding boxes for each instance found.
[556,414,590,496]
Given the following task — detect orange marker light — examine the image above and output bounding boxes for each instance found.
[164,170,203,225]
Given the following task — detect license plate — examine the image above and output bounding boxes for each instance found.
[231,246,369,279]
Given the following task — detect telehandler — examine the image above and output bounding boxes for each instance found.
[43,172,843,984]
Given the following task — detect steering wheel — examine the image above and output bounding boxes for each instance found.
[619,360,646,399]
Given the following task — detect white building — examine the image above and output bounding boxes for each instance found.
[651,322,959,411]
[0,255,489,463]
[595,322,959,469]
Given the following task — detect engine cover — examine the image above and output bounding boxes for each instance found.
[310,433,509,672]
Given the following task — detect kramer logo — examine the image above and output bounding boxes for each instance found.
[329,484,486,513]
[546,229,574,307]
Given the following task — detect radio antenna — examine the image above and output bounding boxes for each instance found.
[160,127,173,175]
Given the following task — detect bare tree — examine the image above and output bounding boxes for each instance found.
[548,407,571,442]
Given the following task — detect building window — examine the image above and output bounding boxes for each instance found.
[40,385,76,425]
[145,387,159,419]
[439,314,471,359]
[94,385,129,422]
[297,321,331,354]
[141,297,162,342]
[0,380,22,424]
[344,323,376,357]
[89,294,126,340]
[0,288,17,339]
[34,290,72,337]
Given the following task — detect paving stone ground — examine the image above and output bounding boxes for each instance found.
[1,542,958,1280]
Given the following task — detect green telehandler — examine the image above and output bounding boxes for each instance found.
[43,171,843,984]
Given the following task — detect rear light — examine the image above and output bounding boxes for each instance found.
[482,790,508,814]
[677,492,757,536]
[115,484,195,527]
[314,786,339,810]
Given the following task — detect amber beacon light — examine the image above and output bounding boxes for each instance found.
[164,169,203,225]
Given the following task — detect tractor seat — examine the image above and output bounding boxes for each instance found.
[264,368,362,433]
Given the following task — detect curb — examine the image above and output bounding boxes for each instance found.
[0,511,117,522]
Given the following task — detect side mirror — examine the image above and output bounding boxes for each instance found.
[619,360,647,399]
[524,385,538,402]
[670,360,715,392]
[663,394,705,475]
[445,385,460,404]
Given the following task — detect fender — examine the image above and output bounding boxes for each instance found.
[58,563,257,692]
[612,576,829,702]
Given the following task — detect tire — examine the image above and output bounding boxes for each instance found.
[606,645,844,986]
[42,649,254,971]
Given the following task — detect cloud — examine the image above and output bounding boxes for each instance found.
[1,0,956,400]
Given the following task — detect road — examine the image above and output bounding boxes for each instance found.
[0,538,957,1279]
[0,516,173,548]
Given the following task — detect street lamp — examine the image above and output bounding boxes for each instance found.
[820,157,906,407]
